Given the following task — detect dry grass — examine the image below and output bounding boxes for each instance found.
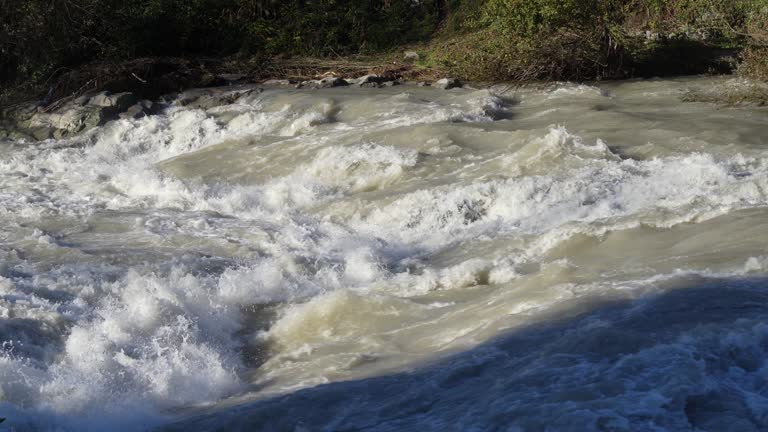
[419,26,623,82]
[739,46,768,81]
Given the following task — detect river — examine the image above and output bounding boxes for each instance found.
[1,76,768,431]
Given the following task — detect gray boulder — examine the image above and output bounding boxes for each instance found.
[72,95,91,106]
[88,91,137,111]
[434,78,462,90]
[318,77,349,88]
[118,102,153,120]
[177,87,262,109]
[298,77,349,89]
[404,51,420,62]
[354,74,384,87]
[0,90,151,141]
[28,104,106,139]
[262,79,294,86]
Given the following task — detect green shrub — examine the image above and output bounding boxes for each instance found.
[431,0,768,81]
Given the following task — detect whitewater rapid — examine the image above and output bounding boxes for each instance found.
[1,77,768,431]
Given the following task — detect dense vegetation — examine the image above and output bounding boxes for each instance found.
[1,0,767,103]
[0,1,442,85]
[431,0,768,80]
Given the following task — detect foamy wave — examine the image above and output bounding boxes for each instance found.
[356,135,768,250]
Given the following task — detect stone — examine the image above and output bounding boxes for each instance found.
[298,77,349,89]
[404,51,420,62]
[0,128,33,141]
[73,95,90,106]
[44,105,105,135]
[317,77,349,88]
[262,79,294,86]
[355,74,384,87]
[1,103,36,125]
[177,87,262,109]
[1,91,145,141]
[88,91,137,111]
[434,78,462,90]
[139,100,154,111]
[233,88,263,105]
[119,104,149,120]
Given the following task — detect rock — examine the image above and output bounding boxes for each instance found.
[404,51,420,62]
[0,129,33,141]
[0,90,148,141]
[297,80,315,89]
[298,77,349,89]
[417,82,430,87]
[1,103,37,124]
[434,78,462,90]
[177,87,262,109]
[233,88,263,104]
[262,79,294,86]
[643,30,659,41]
[118,103,149,120]
[380,81,399,87]
[354,74,384,87]
[27,104,105,139]
[139,99,155,111]
[318,77,349,88]
[73,95,90,106]
[30,127,54,141]
[88,91,137,111]
[61,106,104,132]
[380,70,404,82]
[52,129,68,140]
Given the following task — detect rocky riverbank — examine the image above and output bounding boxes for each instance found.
[0,66,469,142]
[5,57,768,143]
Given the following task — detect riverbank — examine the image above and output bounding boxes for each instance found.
[2,0,767,111]
[3,68,766,143]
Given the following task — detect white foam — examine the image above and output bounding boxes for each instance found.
[355,134,768,252]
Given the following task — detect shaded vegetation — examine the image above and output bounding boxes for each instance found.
[0,0,443,103]
[1,0,767,105]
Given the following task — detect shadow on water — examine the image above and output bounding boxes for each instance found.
[163,277,768,432]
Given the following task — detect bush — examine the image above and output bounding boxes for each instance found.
[429,0,628,81]
[429,0,768,81]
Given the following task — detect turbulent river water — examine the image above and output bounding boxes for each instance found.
[1,76,768,431]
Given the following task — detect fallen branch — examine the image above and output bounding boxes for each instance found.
[131,72,147,83]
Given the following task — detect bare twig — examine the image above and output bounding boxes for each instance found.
[131,72,147,83]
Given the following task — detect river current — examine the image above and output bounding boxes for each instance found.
[1,77,768,431]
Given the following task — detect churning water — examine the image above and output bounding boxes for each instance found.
[1,77,768,431]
